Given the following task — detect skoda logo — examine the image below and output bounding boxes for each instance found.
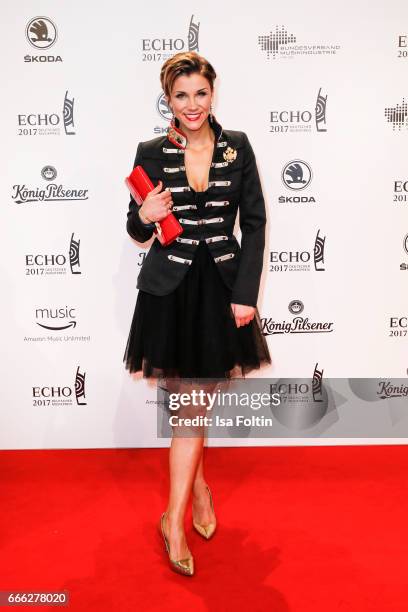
[404,233,408,256]
[26,17,58,49]
[282,160,312,191]
[157,93,172,122]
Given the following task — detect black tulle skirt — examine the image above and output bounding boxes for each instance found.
[123,240,272,380]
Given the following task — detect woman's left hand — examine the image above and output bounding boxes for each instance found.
[231,303,255,328]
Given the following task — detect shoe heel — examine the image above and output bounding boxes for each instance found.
[192,485,217,540]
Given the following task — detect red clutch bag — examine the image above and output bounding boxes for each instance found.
[125,165,183,246]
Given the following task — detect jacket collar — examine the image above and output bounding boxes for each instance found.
[167,114,223,150]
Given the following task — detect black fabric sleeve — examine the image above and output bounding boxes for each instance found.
[126,142,156,243]
[230,133,267,307]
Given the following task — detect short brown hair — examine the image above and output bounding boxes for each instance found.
[160,51,216,99]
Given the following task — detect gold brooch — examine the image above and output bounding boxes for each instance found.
[223,146,237,162]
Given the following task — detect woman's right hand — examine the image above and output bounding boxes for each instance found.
[139,181,173,222]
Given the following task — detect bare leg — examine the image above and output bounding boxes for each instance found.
[191,378,229,525]
[163,378,209,560]
[191,441,217,527]
[164,439,204,559]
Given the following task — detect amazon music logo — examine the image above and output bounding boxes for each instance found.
[269,229,326,272]
[23,306,91,343]
[12,166,89,205]
[32,366,87,407]
[394,180,408,204]
[278,159,316,204]
[261,300,334,336]
[384,99,408,130]
[269,88,328,134]
[141,15,200,62]
[17,90,75,136]
[258,25,340,60]
[25,233,81,276]
[36,306,77,331]
[24,16,63,63]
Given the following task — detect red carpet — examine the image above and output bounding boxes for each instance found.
[1,445,407,611]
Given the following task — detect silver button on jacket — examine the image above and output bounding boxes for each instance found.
[126,116,267,308]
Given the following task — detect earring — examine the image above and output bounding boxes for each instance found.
[209,103,214,124]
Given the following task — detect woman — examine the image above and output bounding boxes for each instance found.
[123,51,271,576]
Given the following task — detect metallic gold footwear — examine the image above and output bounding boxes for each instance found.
[192,484,217,540]
[160,512,194,576]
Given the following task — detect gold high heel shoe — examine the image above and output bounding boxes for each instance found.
[192,484,217,540]
[159,512,194,576]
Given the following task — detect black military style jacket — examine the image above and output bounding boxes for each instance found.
[126,115,267,307]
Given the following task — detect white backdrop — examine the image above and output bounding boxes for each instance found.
[1,1,407,449]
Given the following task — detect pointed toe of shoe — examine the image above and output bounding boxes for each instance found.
[170,556,195,576]
[193,520,217,540]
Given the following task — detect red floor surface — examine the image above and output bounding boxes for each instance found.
[1,445,408,611]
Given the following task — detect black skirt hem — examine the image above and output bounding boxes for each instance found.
[123,240,272,381]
